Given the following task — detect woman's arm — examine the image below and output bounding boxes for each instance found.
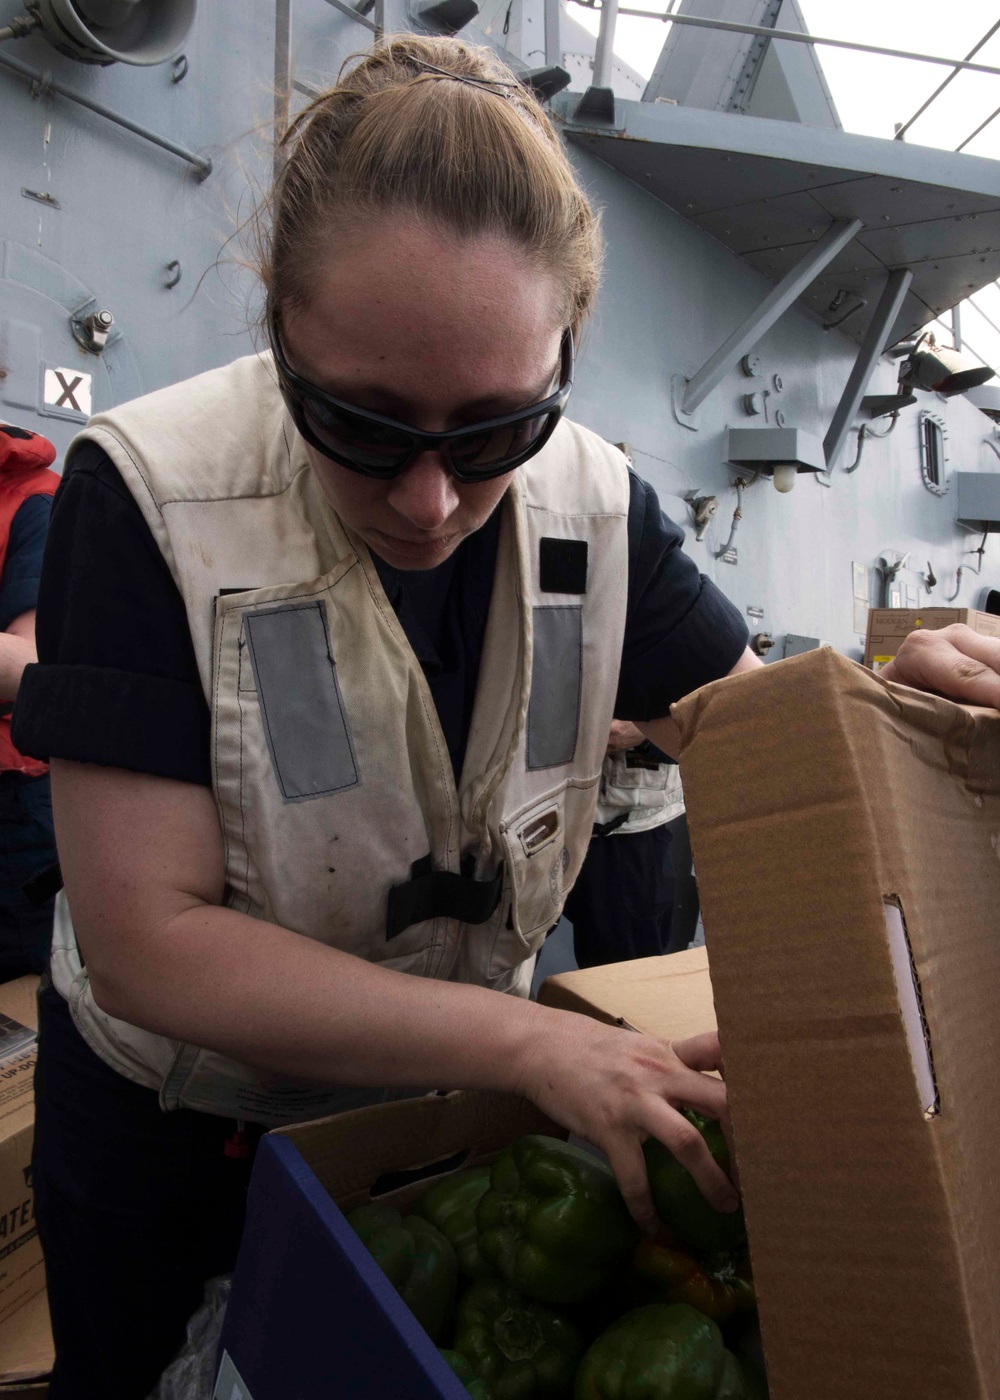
[637,646,763,757]
[51,757,739,1232]
[0,609,38,704]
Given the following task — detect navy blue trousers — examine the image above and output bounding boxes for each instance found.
[563,822,677,968]
[0,771,56,980]
[33,984,265,1399]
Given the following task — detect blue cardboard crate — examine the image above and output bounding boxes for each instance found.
[216,1090,559,1400]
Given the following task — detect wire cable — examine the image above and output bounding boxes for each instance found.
[0,12,40,41]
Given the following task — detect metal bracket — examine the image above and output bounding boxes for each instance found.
[69,301,116,356]
[671,374,699,431]
[321,0,379,28]
[823,268,914,471]
[572,85,616,123]
[675,218,862,422]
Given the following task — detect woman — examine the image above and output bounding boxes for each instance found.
[14,34,1000,1400]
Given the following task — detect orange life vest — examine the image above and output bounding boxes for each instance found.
[0,424,60,777]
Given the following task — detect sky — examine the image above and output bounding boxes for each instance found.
[567,0,1000,368]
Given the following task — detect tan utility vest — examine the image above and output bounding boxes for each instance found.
[50,352,631,1124]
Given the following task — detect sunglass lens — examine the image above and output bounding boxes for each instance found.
[302,397,411,473]
[449,411,553,474]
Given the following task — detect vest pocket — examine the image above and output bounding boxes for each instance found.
[243,600,359,802]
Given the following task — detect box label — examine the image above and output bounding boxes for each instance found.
[0,1016,34,1067]
[213,1351,255,1400]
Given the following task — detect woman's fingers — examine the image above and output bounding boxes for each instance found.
[883,623,1000,707]
[515,1011,740,1229]
[641,1095,739,1214]
[672,1031,724,1075]
[604,1135,659,1234]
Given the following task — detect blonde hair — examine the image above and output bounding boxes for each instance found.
[257,34,602,338]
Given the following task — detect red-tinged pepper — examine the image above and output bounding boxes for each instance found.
[628,1233,756,1323]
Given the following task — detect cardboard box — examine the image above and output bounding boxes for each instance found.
[864,605,1000,670]
[0,1289,52,1393]
[540,944,714,1040]
[217,1091,562,1399]
[663,646,997,1400]
[0,981,41,1328]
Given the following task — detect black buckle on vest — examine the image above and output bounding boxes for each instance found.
[386,853,504,941]
[22,861,63,907]
[591,812,630,838]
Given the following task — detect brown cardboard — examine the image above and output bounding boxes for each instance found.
[0,981,41,1328]
[864,605,1000,669]
[0,1290,51,1388]
[664,647,1000,1400]
[539,945,715,1041]
[273,1089,562,1215]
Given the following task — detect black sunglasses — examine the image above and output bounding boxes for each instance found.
[269,316,574,483]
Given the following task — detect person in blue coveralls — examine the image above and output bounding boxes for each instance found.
[12,36,1000,1400]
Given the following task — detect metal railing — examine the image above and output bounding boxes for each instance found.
[569,3,1000,108]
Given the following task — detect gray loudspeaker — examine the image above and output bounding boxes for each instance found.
[27,0,196,65]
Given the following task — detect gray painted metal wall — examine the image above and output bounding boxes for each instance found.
[0,0,996,661]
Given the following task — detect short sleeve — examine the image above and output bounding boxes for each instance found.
[615,473,749,719]
[12,442,212,785]
[0,495,51,630]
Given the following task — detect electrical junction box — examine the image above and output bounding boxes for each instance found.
[956,472,1000,533]
[724,427,825,472]
[783,634,823,659]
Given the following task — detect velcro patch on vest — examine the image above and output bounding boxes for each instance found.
[243,601,359,802]
[539,538,588,594]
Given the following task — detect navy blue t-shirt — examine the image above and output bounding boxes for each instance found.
[14,442,748,782]
[0,495,51,630]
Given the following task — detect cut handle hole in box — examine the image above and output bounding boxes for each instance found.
[369,1147,472,1199]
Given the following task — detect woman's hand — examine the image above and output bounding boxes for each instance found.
[512,1010,737,1233]
[880,623,1000,707]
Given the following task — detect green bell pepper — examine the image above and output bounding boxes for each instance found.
[574,1304,747,1400]
[477,1136,638,1305]
[417,1166,496,1281]
[643,1115,747,1256]
[440,1347,496,1399]
[452,1279,586,1400]
[347,1202,458,1343]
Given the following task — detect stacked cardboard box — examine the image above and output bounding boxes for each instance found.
[864,605,1000,670]
[0,977,51,1396]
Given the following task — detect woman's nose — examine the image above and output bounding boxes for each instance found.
[386,452,461,531]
